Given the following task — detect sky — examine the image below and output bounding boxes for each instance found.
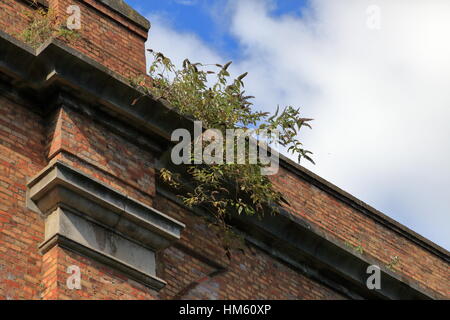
[125,0,450,250]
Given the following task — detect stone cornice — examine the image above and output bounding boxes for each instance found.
[278,155,450,263]
[28,160,185,249]
[156,186,443,300]
[96,0,151,31]
[27,160,185,289]
[19,0,150,31]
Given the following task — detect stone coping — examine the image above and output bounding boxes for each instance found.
[21,0,150,30]
[27,160,185,250]
[26,160,185,289]
[97,0,151,30]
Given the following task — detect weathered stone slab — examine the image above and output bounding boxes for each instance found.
[27,160,185,289]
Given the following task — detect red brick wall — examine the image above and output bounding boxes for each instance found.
[49,0,148,76]
[0,0,36,37]
[41,246,58,299]
[0,0,147,77]
[46,106,156,207]
[154,195,346,300]
[0,95,46,300]
[43,246,158,300]
[271,169,449,297]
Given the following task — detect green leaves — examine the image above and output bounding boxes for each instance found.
[20,8,79,48]
[134,50,314,246]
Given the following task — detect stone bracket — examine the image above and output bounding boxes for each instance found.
[27,160,185,290]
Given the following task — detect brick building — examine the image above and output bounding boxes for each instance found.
[0,0,448,300]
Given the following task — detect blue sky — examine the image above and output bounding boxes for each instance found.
[126,0,309,59]
[124,0,450,250]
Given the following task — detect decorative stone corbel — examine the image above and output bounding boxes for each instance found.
[27,160,185,290]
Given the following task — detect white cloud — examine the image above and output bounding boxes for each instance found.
[174,0,198,6]
[145,0,450,249]
[146,15,224,69]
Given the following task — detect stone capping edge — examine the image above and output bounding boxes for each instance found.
[19,0,49,8]
[95,0,151,31]
[27,160,186,243]
[39,233,166,290]
[156,185,440,300]
[279,154,450,262]
[26,160,185,290]
[19,0,150,31]
[0,31,447,262]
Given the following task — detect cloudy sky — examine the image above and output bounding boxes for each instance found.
[125,0,450,250]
